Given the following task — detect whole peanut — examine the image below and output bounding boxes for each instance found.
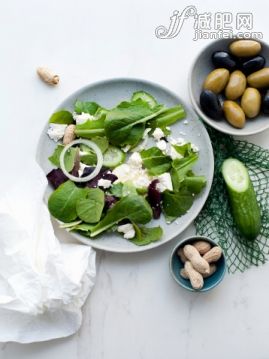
[193,241,211,255]
[177,247,187,263]
[203,246,222,263]
[63,124,76,145]
[37,67,59,85]
[180,264,217,279]
[183,244,210,274]
[184,261,204,290]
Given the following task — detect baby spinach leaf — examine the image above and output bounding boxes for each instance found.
[76,188,105,223]
[140,147,171,175]
[183,176,206,194]
[59,220,82,229]
[121,124,145,147]
[149,105,185,128]
[173,143,192,157]
[80,137,109,165]
[171,153,198,191]
[48,145,77,171]
[104,100,165,145]
[90,194,153,237]
[48,181,88,222]
[75,117,105,138]
[74,101,99,115]
[131,224,163,246]
[109,182,137,198]
[109,183,123,197]
[162,188,194,221]
[49,110,74,124]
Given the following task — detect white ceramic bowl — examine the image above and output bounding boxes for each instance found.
[189,38,269,136]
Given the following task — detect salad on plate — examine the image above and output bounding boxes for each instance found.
[46,91,207,246]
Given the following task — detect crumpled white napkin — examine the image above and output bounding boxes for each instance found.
[0,162,96,343]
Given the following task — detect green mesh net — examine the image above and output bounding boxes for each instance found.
[195,126,269,273]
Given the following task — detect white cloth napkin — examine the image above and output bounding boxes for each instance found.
[0,162,96,343]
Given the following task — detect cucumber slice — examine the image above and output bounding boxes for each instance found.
[131,91,158,108]
[103,146,126,168]
[221,158,261,240]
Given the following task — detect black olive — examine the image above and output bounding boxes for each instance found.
[211,51,237,71]
[262,89,269,114]
[240,56,265,75]
[200,90,223,120]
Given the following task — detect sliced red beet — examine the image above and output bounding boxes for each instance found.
[148,179,162,219]
[46,169,68,189]
[104,195,117,210]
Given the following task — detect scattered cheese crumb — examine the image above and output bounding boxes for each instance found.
[191,143,199,152]
[73,112,95,125]
[98,178,112,189]
[152,127,165,141]
[128,152,142,167]
[117,223,135,239]
[156,173,173,192]
[78,162,88,177]
[183,120,189,125]
[47,124,67,142]
[156,139,167,152]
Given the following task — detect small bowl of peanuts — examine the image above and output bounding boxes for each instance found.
[170,236,226,292]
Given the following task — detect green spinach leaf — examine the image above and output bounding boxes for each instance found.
[104,100,165,145]
[171,153,198,191]
[183,176,206,194]
[74,101,99,115]
[48,145,77,171]
[90,194,153,237]
[48,181,88,222]
[49,110,74,124]
[75,117,105,138]
[131,224,163,246]
[149,105,185,128]
[80,137,109,165]
[162,188,194,221]
[76,188,105,223]
[140,147,171,175]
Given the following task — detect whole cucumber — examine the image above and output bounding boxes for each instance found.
[221,158,261,240]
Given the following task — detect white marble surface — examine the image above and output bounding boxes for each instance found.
[1,0,269,358]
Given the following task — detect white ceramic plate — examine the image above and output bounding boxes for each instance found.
[36,78,214,253]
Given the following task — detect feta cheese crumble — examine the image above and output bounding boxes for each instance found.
[73,112,95,125]
[183,120,189,125]
[156,173,173,192]
[47,124,67,142]
[191,143,199,152]
[128,152,142,167]
[78,162,88,177]
[152,127,165,141]
[117,223,135,239]
[97,178,112,189]
[113,152,151,189]
[156,139,167,152]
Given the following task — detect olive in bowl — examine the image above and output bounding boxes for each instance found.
[170,236,226,292]
[189,38,269,136]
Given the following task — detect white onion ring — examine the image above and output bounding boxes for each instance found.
[59,139,103,183]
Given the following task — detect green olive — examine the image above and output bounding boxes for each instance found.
[223,101,246,128]
[247,68,269,88]
[203,68,229,94]
[241,88,261,118]
[225,70,246,100]
[229,40,261,57]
